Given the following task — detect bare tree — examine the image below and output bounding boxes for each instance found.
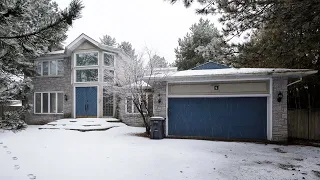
[103,49,168,134]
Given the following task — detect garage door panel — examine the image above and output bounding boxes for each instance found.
[168,97,267,139]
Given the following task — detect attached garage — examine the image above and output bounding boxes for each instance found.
[147,65,317,141]
[167,81,271,140]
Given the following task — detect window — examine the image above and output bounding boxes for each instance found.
[34,92,63,114]
[75,52,98,66]
[36,60,64,76]
[104,53,114,67]
[103,69,114,82]
[76,69,98,82]
[125,94,153,114]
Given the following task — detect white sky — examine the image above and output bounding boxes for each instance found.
[54,0,220,63]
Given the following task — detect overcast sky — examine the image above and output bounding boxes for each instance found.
[54,0,220,63]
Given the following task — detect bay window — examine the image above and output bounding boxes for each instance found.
[104,53,114,67]
[76,69,99,82]
[103,69,114,82]
[34,92,63,114]
[75,52,98,66]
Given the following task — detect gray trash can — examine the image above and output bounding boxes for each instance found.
[150,117,165,139]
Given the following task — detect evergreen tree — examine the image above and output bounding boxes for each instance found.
[100,34,117,47]
[0,0,83,128]
[175,18,230,70]
[148,54,168,68]
[118,41,136,59]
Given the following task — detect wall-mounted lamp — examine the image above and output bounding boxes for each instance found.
[277,92,283,102]
[157,93,162,104]
[64,94,68,101]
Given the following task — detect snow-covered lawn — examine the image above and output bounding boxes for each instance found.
[1,124,319,180]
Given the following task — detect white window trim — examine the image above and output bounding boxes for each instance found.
[34,91,64,114]
[125,93,152,114]
[74,51,99,67]
[74,68,99,83]
[36,59,64,77]
[103,52,115,68]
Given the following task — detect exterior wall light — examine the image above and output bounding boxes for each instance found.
[277,92,283,102]
[64,94,68,101]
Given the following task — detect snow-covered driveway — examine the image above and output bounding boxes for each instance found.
[0,124,319,180]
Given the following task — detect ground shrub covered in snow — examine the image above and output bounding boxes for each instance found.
[0,109,27,131]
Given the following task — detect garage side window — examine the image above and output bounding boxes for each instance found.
[125,94,153,114]
[34,92,63,114]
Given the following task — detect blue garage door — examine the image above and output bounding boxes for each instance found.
[168,97,267,140]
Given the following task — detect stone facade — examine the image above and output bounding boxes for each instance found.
[118,97,145,127]
[25,57,73,125]
[272,77,288,141]
[118,82,167,128]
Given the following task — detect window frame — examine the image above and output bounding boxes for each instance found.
[125,93,153,114]
[103,52,115,67]
[74,51,99,67]
[103,69,115,83]
[34,91,64,114]
[36,59,64,77]
[74,67,99,83]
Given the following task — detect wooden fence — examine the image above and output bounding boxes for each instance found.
[288,109,320,141]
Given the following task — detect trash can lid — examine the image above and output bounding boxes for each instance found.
[150,116,165,121]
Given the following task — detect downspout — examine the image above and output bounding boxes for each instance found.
[287,77,302,87]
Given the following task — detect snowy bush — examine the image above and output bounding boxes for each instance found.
[0,108,27,131]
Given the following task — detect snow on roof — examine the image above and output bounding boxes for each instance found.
[46,50,65,55]
[123,80,151,89]
[149,68,317,80]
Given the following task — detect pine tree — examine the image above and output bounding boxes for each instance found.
[148,55,168,68]
[100,34,117,47]
[175,18,230,70]
[0,0,83,129]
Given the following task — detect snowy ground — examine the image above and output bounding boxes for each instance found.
[1,124,320,180]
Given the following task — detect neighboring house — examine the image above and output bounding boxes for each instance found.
[25,34,130,124]
[144,62,317,141]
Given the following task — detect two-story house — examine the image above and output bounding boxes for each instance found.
[25,34,130,124]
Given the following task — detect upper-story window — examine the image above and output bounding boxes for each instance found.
[75,52,99,66]
[104,53,114,67]
[36,60,64,76]
[76,69,99,82]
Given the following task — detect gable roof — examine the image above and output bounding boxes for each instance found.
[192,61,230,70]
[64,33,126,55]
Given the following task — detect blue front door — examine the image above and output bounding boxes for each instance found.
[76,87,97,117]
[168,97,267,140]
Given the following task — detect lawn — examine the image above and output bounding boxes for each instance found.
[0,122,319,180]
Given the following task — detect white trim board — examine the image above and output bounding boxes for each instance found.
[167,77,271,84]
[168,94,270,98]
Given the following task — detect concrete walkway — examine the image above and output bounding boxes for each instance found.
[39,118,124,131]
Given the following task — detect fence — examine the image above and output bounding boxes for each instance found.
[288,109,320,141]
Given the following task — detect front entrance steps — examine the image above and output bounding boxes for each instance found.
[39,118,124,132]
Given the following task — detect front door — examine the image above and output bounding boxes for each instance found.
[76,87,97,117]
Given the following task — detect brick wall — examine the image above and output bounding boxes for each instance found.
[272,77,288,141]
[25,57,73,125]
[118,82,167,128]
